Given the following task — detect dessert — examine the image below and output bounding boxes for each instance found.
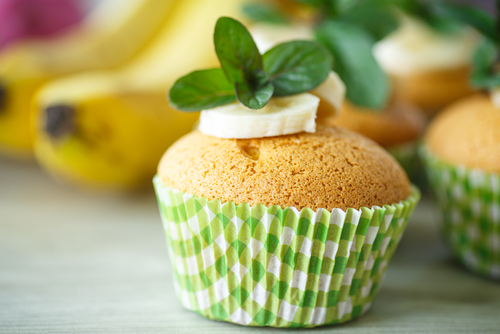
[422,94,500,280]
[153,17,420,327]
[374,11,485,113]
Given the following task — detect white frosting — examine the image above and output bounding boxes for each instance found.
[373,16,479,76]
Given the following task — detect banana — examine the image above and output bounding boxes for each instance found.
[199,94,320,139]
[490,88,500,109]
[311,71,345,120]
[0,0,178,158]
[32,0,251,190]
[249,22,312,53]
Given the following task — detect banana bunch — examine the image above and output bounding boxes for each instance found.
[0,0,178,158]
[32,0,250,190]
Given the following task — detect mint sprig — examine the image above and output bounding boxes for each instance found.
[241,3,289,25]
[243,0,396,110]
[169,17,332,111]
[316,21,390,109]
[168,69,235,111]
[466,0,500,90]
[263,40,332,96]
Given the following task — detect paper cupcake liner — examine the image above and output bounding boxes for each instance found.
[153,176,420,327]
[421,147,500,280]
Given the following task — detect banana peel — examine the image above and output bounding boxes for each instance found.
[31,0,251,190]
[0,0,178,158]
[33,74,198,190]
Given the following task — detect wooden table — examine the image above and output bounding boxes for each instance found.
[1,158,499,333]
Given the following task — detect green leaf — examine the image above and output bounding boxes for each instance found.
[315,20,389,110]
[168,68,236,111]
[471,38,500,88]
[263,40,332,96]
[293,0,355,17]
[214,17,263,84]
[431,3,497,41]
[339,1,399,41]
[235,73,274,109]
[242,3,289,25]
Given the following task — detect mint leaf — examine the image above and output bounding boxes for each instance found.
[471,38,500,88]
[294,0,354,17]
[214,16,274,109]
[431,3,497,41]
[242,3,289,25]
[235,71,274,109]
[168,69,235,111]
[214,17,263,84]
[263,40,332,96]
[315,21,389,110]
[339,2,399,41]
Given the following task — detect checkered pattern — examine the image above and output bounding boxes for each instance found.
[421,147,500,280]
[154,176,420,327]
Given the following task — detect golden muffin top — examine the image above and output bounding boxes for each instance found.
[323,99,426,148]
[158,125,411,211]
[425,94,500,174]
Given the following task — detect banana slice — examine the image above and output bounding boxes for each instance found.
[249,22,312,53]
[373,15,479,76]
[310,71,345,119]
[198,93,320,139]
[490,88,500,109]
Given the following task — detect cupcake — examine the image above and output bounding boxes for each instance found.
[421,94,500,280]
[153,17,420,327]
[374,15,479,113]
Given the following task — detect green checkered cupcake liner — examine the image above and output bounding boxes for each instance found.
[153,176,420,327]
[420,147,500,280]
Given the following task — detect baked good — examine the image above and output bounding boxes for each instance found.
[158,125,411,211]
[374,16,478,113]
[154,16,420,327]
[421,94,500,280]
[155,125,419,327]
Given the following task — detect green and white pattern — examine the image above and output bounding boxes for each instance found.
[421,147,500,280]
[154,176,420,327]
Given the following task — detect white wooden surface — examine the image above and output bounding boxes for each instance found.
[1,157,499,333]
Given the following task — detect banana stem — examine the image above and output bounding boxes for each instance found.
[44,105,75,139]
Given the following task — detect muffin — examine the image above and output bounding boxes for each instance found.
[421,94,500,280]
[155,16,420,327]
[324,98,426,179]
[154,125,420,327]
[373,15,478,113]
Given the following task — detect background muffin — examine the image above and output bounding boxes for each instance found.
[422,94,500,280]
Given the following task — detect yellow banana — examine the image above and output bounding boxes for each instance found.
[0,0,177,158]
[32,0,251,190]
